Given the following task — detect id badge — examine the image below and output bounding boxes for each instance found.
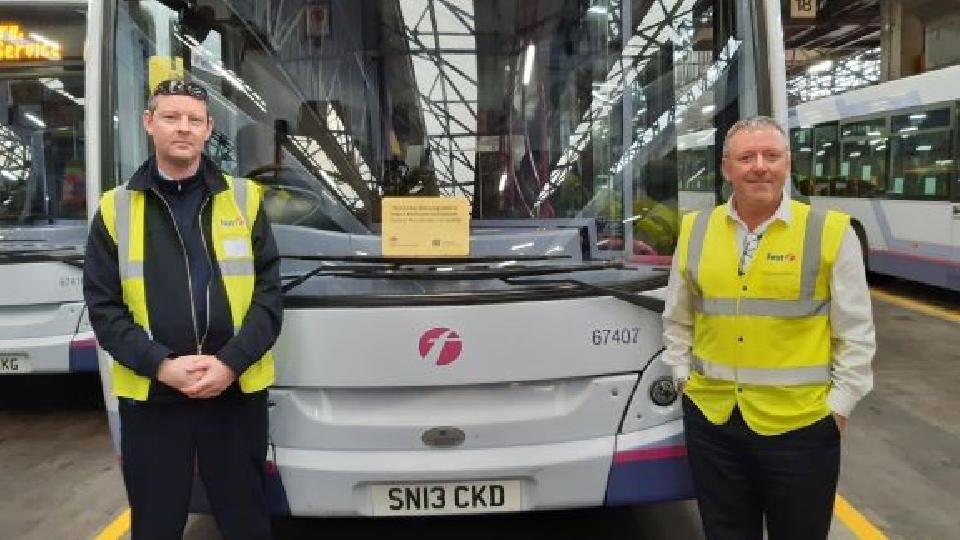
[223,238,250,257]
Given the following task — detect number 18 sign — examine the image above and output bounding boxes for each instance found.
[790,0,817,19]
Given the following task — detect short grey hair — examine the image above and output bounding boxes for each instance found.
[146,94,162,112]
[721,115,789,157]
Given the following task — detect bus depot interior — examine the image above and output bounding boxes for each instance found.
[1,0,960,539]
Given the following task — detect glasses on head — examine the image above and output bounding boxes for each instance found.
[152,79,209,101]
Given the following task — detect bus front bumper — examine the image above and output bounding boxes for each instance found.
[269,419,693,517]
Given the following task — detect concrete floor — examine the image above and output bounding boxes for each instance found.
[1,281,958,540]
[832,285,960,539]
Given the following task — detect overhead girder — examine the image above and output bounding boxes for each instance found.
[395,0,480,201]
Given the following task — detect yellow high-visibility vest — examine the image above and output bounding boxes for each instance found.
[99,175,274,400]
[676,200,849,435]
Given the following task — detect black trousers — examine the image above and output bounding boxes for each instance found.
[119,392,271,540]
[682,395,841,540]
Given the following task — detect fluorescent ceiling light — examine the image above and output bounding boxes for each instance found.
[808,60,833,73]
[24,112,46,128]
[499,173,507,192]
[916,145,932,151]
[28,32,58,48]
[523,44,535,85]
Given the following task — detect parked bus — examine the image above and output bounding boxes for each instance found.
[87,0,788,516]
[0,0,95,376]
[789,64,960,291]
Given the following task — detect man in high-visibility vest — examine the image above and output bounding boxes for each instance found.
[663,116,875,540]
[83,79,282,540]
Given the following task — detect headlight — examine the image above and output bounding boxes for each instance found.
[649,376,678,406]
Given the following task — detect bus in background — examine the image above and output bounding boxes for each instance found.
[87,0,787,516]
[0,0,96,376]
[789,64,960,291]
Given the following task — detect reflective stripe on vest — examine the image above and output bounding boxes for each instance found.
[692,356,832,385]
[101,174,274,400]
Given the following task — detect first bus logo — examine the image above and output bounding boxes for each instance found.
[418,327,462,366]
[766,252,797,262]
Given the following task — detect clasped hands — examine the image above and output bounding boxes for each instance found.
[157,355,236,399]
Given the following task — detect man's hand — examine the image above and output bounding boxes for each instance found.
[157,356,205,390]
[832,412,847,432]
[181,355,236,399]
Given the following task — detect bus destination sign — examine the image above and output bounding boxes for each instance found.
[0,23,62,61]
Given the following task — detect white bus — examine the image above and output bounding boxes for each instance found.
[0,0,96,376]
[87,0,788,516]
[789,64,960,291]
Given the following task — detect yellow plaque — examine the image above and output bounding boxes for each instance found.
[148,55,185,93]
[382,197,470,257]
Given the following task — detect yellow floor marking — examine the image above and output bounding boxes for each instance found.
[93,508,130,540]
[870,289,960,324]
[835,495,889,540]
[89,497,885,538]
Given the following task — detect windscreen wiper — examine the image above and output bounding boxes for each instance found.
[282,253,570,265]
[280,256,621,294]
[502,277,666,313]
[0,248,84,268]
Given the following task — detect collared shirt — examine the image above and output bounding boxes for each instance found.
[662,196,876,417]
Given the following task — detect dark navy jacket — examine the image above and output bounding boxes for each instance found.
[83,155,283,401]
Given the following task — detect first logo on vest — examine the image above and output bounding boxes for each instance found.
[220,217,245,228]
[766,252,797,262]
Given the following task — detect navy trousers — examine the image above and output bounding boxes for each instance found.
[119,391,271,540]
[682,395,841,540]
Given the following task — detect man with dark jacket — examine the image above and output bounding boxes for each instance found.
[83,79,282,540]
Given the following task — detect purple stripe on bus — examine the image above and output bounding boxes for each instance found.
[605,455,695,505]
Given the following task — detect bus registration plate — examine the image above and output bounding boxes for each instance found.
[371,480,522,516]
[0,353,30,374]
